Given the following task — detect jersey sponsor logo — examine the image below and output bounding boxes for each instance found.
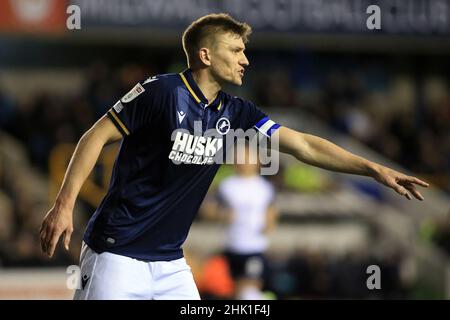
[169,131,223,165]
[177,110,186,124]
[216,117,230,135]
[121,83,145,103]
[112,100,123,113]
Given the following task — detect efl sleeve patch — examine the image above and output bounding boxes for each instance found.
[121,83,145,103]
[112,100,124,113]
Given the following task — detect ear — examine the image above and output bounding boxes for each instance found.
[198,48,211,66]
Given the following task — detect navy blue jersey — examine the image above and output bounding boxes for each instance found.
[83,69,281,261]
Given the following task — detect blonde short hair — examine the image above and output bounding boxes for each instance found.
[182,13,252,67]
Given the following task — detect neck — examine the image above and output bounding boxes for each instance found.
[191,68,221,104]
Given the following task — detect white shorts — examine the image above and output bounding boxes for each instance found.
[73,242,200,300]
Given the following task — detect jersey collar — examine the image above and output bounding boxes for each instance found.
[179,69,223,110]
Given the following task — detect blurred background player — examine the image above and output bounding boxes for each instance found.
[201,145,278,299]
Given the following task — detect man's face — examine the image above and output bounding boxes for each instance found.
[208,32,249,86]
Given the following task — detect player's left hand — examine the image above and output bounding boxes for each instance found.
[371,165,429,200]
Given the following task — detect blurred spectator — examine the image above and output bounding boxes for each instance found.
[431,211,450,256]
[0,89,15,131]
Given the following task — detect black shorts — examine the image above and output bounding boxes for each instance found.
[224,250,267,280]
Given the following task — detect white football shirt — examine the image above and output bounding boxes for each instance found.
[218,175,275,254]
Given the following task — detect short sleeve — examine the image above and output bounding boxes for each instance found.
[239,99,281,137]
[107,77,164,136]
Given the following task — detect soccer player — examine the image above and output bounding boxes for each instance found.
[40,13,429,300]
[202,145,278,300]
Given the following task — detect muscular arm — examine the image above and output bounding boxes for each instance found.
[278,127,375,176]
[277,126,429,200]
[56,115,122,208]
[40,115,123,257]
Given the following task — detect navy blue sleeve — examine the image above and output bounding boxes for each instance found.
[239,99,281,137]
[107,77,165,136]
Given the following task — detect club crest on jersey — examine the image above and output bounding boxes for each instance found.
[121,83,145,103]
[216,117,230,135]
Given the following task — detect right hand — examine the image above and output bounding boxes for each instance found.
[39,203,74,258]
